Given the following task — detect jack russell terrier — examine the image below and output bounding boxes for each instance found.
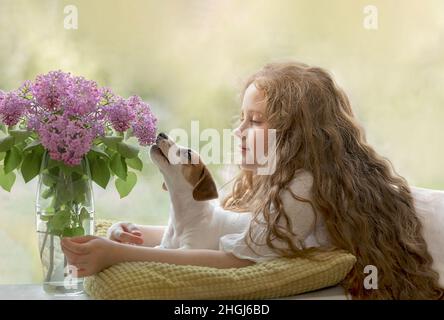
[149,132,251,250]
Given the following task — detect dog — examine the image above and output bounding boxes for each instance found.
[149,132,251,250]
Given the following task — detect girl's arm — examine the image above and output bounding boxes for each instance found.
[61,236,255,277]
[113,243,255,269]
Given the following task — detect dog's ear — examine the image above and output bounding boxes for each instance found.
[192,167,218,201]
[162,181,168,191]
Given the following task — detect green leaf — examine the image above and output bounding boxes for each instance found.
[58,163,84,177]
[125,128,135,141]
[8,130,31,144]
[116,142,139,159]
[70,175,87,199]
[90,145,110,160]
[70,164,85,176]
[4,146,22,174]
[101,136,124,149]
[105,147,117,158]
[110,153,127,181]
[0,124,6,134]
[0,136,15,152]
[0,166,16,192]
[14,141,27,152]
[21,150,43,183]
[23,140,42,152]
[0,152,5,162]
[79,208,90,223]
[62,226,85,237]
[74,187,86,204]
[45,207,55,214]
[41,187,54,199]
[51,210,71,230]
[72,226,85,236]
[126,156,143,171]
[115,171,137,198]
[40,214,52,222]
[54,182,75,206]
[90,157,111,189]
[42,173,57,187]
[45,159,58,171]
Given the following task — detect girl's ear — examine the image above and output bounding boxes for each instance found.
[162,181,168,191]
[192,167,218,201]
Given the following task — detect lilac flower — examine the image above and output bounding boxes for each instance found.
[99,87,117,106]
[38,115,95,166]
[105,97,135,132]
[0,91,30,126]
[1,70,158,167]
[128,96,157,146]
[31,71,73,111]
[64,76,101,116]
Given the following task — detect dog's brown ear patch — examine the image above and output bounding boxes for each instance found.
[192,167,218,201]
[162,181,168,191]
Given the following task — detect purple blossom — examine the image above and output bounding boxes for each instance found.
[99,87,116,106]
[38,115,95,166]
[0,91,30,126]
[1,70,157,167]
[31,71,73,111]
[128,96,157,146]
[105,97,135,132]
[64,76,101,116]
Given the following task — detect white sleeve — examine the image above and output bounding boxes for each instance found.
[219,170,321,262]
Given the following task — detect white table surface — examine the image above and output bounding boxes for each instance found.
[0,284,348,300]
[0,284,91,300]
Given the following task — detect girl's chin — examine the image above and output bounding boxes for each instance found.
[239,162,258,172]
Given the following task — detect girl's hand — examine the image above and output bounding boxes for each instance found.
[107,221,144,245]
[61,235,121,277]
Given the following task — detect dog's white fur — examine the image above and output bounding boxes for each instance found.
[150,133,250,250]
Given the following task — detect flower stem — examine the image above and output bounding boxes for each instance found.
[44,235,54,283]
[39,230,48,259]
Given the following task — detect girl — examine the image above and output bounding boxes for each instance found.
[61,61,443,299]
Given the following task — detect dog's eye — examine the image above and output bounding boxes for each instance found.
[187,149,192,162]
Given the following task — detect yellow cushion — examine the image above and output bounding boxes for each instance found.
[84,220,356,300]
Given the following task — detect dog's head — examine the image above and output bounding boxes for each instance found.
[150,133,218,201]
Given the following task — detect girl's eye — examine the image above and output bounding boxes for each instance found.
[250,120,261,124]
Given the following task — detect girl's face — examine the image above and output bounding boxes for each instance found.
[234,82,270,172]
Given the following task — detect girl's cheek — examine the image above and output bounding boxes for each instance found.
[245,129,256,150]
[252,128,268,152]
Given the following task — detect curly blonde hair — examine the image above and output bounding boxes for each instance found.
[222,61,443,299]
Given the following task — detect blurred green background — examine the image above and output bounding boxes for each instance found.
[0,0,443,284]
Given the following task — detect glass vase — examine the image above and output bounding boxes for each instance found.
[35,152,95,295]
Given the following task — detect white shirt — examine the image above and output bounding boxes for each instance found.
[219,170,331,262]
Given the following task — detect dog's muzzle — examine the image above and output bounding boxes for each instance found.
[156,132,168,145]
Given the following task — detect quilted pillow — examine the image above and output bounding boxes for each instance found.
[83,220,356,300]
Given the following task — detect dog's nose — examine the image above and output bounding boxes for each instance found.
[158,132,168,140]
[156,132,168,144]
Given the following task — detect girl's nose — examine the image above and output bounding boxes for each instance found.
[233,126,241,138]
[233,123,246,138]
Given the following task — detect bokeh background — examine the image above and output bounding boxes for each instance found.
[0,0,443,284]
